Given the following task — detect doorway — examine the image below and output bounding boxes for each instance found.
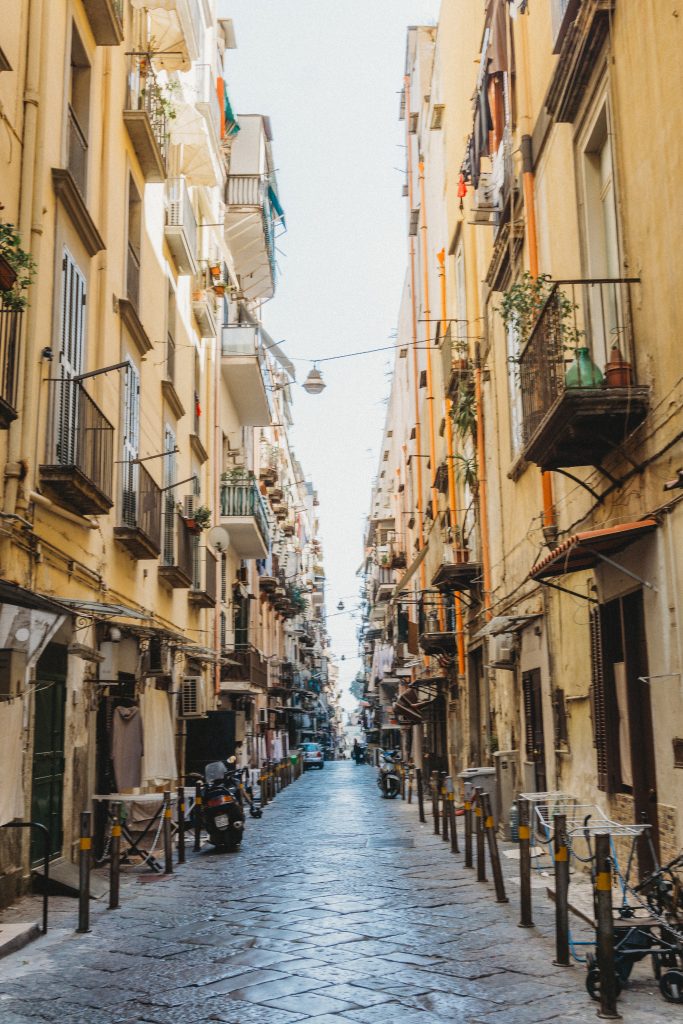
[522,669,547,793]
[30,644,67,863]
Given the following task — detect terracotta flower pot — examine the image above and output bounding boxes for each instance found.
[604,345,633,388]
[454,547,470,564]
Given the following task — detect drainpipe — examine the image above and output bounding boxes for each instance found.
[522,132,556,546]
[404,75,426,593]
[4,0,46,515]
[417,161,439,527]
[437,250,465,677]
[474,349,492,620]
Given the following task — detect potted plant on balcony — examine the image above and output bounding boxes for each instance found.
[0,220,35,310]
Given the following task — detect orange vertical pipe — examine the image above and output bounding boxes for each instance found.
[438,250,466,676]
[405,75,427,592]
[475,358,492,620]
[418,160,440,526]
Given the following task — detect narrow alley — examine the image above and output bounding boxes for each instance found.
[0,764,677,1024]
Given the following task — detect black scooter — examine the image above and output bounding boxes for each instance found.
[200,757,246,850]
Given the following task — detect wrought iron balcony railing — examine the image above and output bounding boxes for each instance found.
[115,460,162,558]
[418,590,457,656]
[190,546,217,608]
[40,378,114,514]
[159,508,193,588]
[0,305,22,428]
[220,480,270,551]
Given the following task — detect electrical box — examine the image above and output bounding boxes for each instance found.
[494,750,519,839]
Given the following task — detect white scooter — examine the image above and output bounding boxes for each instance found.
[377,750,402,799]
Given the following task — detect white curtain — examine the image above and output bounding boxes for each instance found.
[140,685,178,785]
[0,700,24,825]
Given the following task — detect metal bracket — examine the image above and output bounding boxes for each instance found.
[538,579,598,602]
[552,467,604,504]
[590,549,657,592]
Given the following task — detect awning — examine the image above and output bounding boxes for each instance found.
[0,580,71,616]
[147,8,191,72]
[54,598,149,620]
[529,519,658,581]
[268,186,286,228]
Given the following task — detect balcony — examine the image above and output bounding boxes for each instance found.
[219,479,270,559]
[518,279,649,470]
[224,174,280,302]
[220,643,268,692]
[195,64,222,147]
[221,326,271,426]
[431,552,481,593]
[0,306,22,428]
[547,0,614,122]
[258,441,279,484]
[114,461,162,558]
[40,379,114,515]
[123,59,168,182]
[418,591,457,656]
[192,272,218,337]
[129,0,201,70]
[189,547,217,609]
[159,509,193,588]
[165,177,198,275]
[82,0,124,46]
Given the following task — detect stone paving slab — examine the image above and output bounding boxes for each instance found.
[0,762,681,1023]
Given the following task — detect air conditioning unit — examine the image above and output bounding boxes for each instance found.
[494,750,519,839]
[472,172,499,223]
[489,632,516,669]
[179,676,206,717]
[258,708,268,725]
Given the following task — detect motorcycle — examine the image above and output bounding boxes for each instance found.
[200,757,247,850]
[377,749,402,798]
[353,744,366,765]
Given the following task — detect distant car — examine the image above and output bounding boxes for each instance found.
[301,742,324,770]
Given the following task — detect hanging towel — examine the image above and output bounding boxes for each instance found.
[0,700,25,825]
[112,705,144,791]
[140,686,177,785]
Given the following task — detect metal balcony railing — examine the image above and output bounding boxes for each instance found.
[221,325,261,358]
[125,59,168,166]
[162,507,193,578]
[225,174,265,207]
[192,546,217,602]
[221,643,268,688]
[120,461,162,550]
[67,105,88,197]
[46,378,114,499]
[220,480,270,551]
[518,278,639,444]
[126,242,140,309]
[166,176,197,258]
[0,305,22,426]
[418,591,456,637]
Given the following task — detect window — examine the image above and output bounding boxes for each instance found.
[54,249,86,465]
[67,25,90,196]
[121,360,140,523]
[162,425,176,565]
[166,281,176,383]
[126,176,142,308]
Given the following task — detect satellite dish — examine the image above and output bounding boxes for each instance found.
[207,525,230,553]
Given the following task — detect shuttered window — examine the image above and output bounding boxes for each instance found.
[162,425,177,565]
[522,672,535,759]
[121,361,140,525]
[56,249,86,464]
[589,605,610,791]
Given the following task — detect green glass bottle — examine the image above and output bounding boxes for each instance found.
[564,346,604,388]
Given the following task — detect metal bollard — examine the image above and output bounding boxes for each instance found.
[177,786,186,865]
[483,792,507,903]
[77,811,92,933]
[109,803,121,910]
[447,777,459,854]
[401,763,407,801]
[595,833,621,1019]
[407,762,413,804]
[260,770,268,807]
[194,781,203,852]
[431,773,440,835]
[464,796,473,868]
[163,791,173,874]
[553,813,570,965]
[475,788,486,882]
[441,774,449,842]
[416,767,426,823]
[518,797,534,928]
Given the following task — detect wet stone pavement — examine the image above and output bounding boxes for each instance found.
[0,762,680,1024]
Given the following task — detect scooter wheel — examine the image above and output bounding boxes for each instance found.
[586,965,622,1002]
[250,808,263,819]
[660,970,683,1003]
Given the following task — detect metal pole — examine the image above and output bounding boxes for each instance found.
[518,797,534,928]
[40,824,50,934]
[441,773,449,841]
[432,773,440,835]
[163,791,173,874]
[475,788,486,882]
[595,833,621,1019]
[464,795,473,868]
[194,781,202,852]
[553,813,570,966]
[483,792,507,903]
[77,811,91,933]
[177,786,186,865]
[401,762,407,800]
[416,767,426,823]
[408,762,413,804]
[447,778,459,854]
[109,803,121,911]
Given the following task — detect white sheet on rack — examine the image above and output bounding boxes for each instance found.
[0,700,24,825]
[140,685,177,785]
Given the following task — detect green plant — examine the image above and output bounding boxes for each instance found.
[453,453,478,492]
[498,271,583,358]
[0,221,36,311]
[451,383,477,440]
[221,466,254,484]
[192,505,212,530]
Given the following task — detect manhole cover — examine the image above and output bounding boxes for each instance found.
[366,838,415,848]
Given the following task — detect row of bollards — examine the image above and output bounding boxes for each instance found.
[76,755,305,936]
[418,776,620,1019]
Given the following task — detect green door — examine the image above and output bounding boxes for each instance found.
[30,644,67,863]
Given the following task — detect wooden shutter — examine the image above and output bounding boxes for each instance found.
[552,688,568,748]
[162,426,176,564]
[522,671,534,759]
[589,605,609,791]
[121,362,140,524]
[56,249,86,464]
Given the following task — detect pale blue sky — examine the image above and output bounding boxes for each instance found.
[218,0,440,703]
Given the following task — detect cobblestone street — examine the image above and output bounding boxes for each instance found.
[0,763,680,1024]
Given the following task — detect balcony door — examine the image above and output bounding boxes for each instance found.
[30,644,67,863]
[121,361,140,526]
[162,425,177,564]
[522,669,547,793]
[55,249,86,466]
